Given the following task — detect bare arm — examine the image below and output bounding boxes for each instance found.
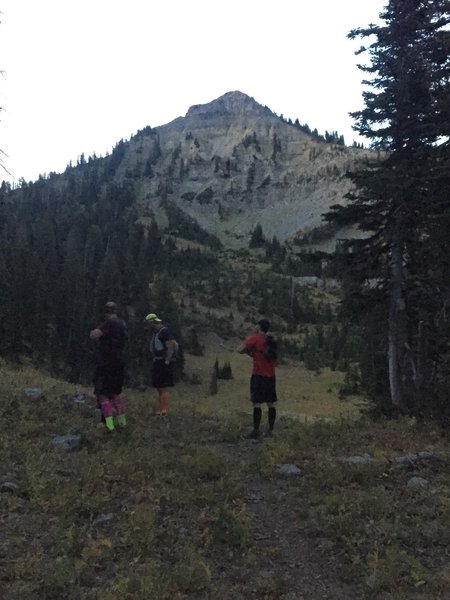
[90,328,103,341]
[164,339,176,363]
[237,342,247,353]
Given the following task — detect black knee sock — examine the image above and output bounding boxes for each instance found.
[253,407,262,431]
[268,406,276,430]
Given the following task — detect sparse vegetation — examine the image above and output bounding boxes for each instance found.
[0,358,448,599]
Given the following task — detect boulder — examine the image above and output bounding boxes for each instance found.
[342,454,373,464]
[407,476,428,490]
[94,513,115,524]
[0,481,18,493]
[51,434,82,452]
[276,463,301,476]
[23,388,44,401]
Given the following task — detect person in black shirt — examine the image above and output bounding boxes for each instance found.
[145,312,176,417]
[90,301,128,431]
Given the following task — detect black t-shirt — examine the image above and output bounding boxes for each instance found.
[96,316,128,364]
[151,326,174,359]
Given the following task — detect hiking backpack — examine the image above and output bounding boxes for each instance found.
[151,327,180,361]
[263,333,278,360]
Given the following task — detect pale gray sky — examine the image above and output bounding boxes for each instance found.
[0,0,385,184]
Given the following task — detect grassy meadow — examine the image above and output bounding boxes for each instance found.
[181,348,364,421]
[0,351,449,599]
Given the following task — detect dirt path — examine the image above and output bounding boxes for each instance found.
[218,440,359,600]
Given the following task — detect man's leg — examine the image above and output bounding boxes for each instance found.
[152,360,173,417]
[241,403,261,439]
[243,374,262,438]
[94,369,106,423]
[253,403,262,434]
[156,388,169,416]
[100,395,115,431]
[267,402,277,435]
[112,394,126,428]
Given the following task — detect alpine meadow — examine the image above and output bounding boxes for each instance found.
[1,2,450,599]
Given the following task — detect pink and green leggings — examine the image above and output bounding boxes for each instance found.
[99,394,126,430]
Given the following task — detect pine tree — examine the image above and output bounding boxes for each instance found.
[249,223,265,248]
[209,368,218,395]
[188,327,204,356]
[326,0,450,414]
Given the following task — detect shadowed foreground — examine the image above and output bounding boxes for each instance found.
[0,362,449,599]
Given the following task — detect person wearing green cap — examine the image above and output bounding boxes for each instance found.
[145,312,177,417]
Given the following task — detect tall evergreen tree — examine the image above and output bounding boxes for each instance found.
[249,223,265,248]
[326,0,450,414]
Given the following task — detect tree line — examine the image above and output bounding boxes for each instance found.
[0,168,219,386]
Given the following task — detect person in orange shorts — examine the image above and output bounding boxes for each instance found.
[145,312,177,417]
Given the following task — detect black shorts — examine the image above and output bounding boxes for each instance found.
[94,359,125,397]
[250,374,277,404]
[152,360,175,389]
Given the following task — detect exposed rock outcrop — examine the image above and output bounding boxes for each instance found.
[115,91,375,249]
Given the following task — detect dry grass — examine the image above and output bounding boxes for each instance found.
[183,347,364,421]
[0,354,449,599]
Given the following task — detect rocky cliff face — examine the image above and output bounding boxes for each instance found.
[116,91,373,248]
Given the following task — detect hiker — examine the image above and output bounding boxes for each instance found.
[145,312,177,417]
[237,318,277,439]
[90,301,128,432]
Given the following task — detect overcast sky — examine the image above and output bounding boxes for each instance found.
[0,0,385,184]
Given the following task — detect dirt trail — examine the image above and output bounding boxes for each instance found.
[218,440,359,600]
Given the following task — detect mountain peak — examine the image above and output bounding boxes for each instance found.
[186,91,273,120]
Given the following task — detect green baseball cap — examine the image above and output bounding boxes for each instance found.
[145,312,162,322]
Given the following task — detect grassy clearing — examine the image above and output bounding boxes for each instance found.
[185,348,364,420]
[0,356,448,599]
